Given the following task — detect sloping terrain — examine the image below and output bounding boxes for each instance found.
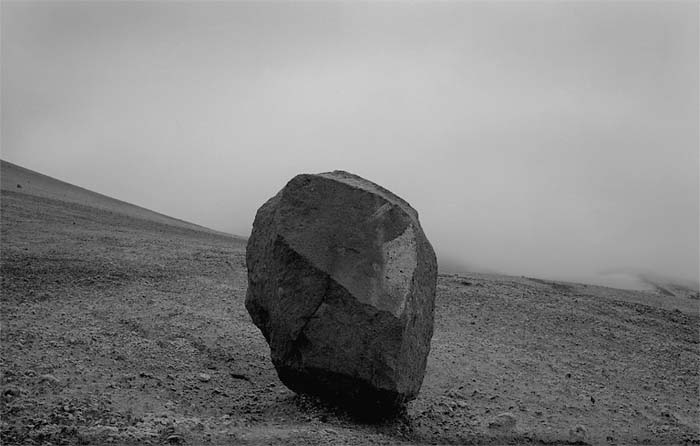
[1,164,698,445]
[1,160,235,238]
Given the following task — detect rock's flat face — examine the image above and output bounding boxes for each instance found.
[245,171,437,413]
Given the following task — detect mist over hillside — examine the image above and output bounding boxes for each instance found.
[2,1,697,293]
[2,158,696,296]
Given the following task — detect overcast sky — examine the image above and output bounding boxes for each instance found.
[2,1,698,285]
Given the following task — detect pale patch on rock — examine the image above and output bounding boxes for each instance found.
[380,225,417,317]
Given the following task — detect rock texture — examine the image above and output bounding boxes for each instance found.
[245,171,437,413]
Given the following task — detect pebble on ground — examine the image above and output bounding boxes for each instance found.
[488,412,517,431]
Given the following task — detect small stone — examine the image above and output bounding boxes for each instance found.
[197,373,211,383]
[39,374,61,385]
[569,424,588,443]
[166,434,184,444]
[488,412,516,431]
[82,425,119,439]
[102,426,119,436]
[38,292,53,301]
[569,424,588,442]
[2,386,22,398]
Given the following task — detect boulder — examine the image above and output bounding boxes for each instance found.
[245,171,437,414]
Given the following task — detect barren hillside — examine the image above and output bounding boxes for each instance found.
[1,162,698,445]
[1,160,236,239]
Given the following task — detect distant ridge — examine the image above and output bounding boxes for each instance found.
[0,160,241,239]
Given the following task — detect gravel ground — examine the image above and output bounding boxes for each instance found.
[1,189,698,445]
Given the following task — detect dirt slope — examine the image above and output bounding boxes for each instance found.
[1,160,236,239]
[1,168,698,445]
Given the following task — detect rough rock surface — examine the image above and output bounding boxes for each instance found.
[245,171,437,414]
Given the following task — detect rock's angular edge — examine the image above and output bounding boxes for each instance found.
[245,170,437,414]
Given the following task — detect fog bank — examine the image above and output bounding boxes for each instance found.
[2,1,698,286]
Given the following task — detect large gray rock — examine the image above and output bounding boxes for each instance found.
[245,171,437,414]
